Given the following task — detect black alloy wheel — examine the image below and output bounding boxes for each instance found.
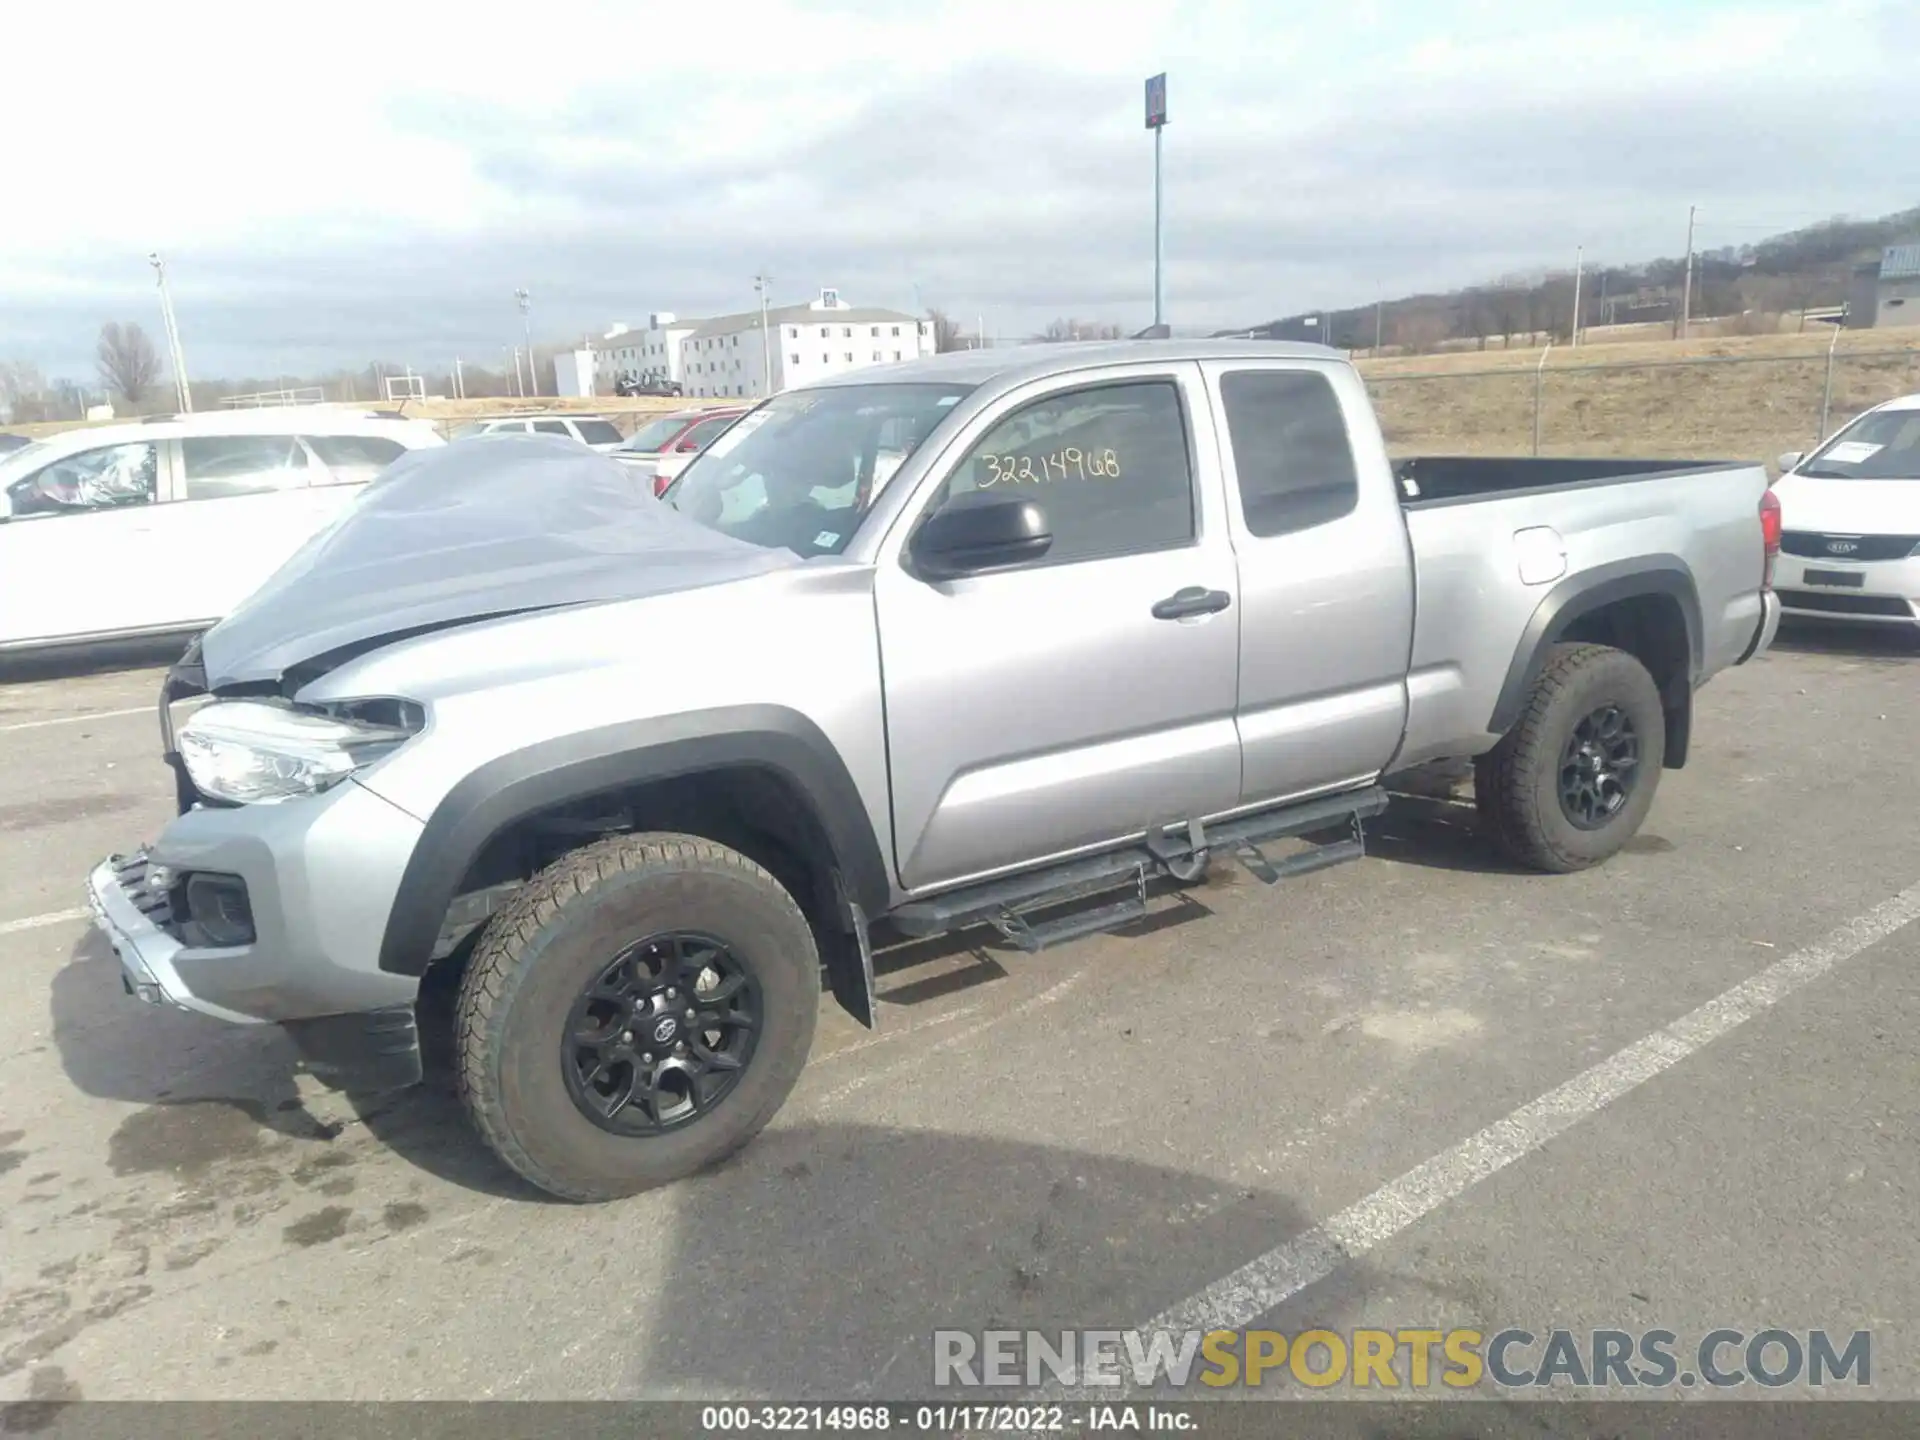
[561,931,761,1135]
[1557,703,1640,830]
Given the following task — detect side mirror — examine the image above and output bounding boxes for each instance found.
[910,495,1052,580]
[676,437,700,452]
[1777,451,1802,475]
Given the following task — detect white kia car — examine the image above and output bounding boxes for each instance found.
[0,407,442,653]
[1771,393,1920,632]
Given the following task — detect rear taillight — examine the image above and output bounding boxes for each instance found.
[1760,487,1781,591]
[652,472,671,498]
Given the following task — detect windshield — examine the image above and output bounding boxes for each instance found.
[667,383,971,557]
[1797,408,1920,479]
[620,415,697,452]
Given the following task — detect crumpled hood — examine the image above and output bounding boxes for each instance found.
[197,433,798,690]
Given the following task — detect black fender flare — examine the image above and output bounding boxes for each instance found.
[1487,556,1703,762]
[376,705,892,979]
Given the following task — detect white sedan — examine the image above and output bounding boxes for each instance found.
[0,407,442,653]
[1772,393,1920,631]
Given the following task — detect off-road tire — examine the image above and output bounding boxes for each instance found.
[1474,642,1665,874]
[455,832,818,1202]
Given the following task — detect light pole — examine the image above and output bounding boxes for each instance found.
[149,252,193,412]
[515,288,536,396]
[753,269,775,395]
[1678,204,1697,340]
[1145,73,1168,334]
[1570,246,1584,347]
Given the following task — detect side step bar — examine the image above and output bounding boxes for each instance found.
[891,786,1388,952]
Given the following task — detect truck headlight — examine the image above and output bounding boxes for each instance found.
[177,700,420,805]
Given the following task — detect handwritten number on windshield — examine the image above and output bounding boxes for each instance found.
[981,449,1119,486]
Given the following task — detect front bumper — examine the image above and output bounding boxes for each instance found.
[86,775,430,1089]
[1773,554,1920,627]
[87,850,262,1026]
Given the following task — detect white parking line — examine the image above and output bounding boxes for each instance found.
[0,906,90,936]
[1062,880,1920,1396]
[0,705,150,733]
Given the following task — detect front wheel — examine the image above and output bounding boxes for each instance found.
[1474,642,1666,873]
[455,833,819,1201]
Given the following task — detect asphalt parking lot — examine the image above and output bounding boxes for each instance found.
[1,623,1917,1408]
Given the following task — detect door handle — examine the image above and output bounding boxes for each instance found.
[1151,586,1232,621]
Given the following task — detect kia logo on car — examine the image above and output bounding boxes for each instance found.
[1825,539,1860,555]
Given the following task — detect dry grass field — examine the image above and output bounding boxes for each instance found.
[1357,329,1920,462]
[11,329,1920,462]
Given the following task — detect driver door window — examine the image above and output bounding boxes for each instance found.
[925,381,1195,566]
[8,443,157,517]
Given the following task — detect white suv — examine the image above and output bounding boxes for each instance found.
[457,415,626,452]
[0,407,442,653]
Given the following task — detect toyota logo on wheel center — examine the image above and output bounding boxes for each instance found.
[653,1016,679,1044]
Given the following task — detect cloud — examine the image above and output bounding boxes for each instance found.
[1,0,1913,380]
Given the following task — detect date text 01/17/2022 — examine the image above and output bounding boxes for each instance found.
[699,1404,1197,1432]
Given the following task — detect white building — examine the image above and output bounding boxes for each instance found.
[594,290,935,398]
[594,313,699,391]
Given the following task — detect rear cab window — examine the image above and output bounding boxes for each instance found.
[1217,370,1360,537]
[573,420,624,445]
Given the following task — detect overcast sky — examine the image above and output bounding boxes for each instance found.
[2,0,1914,383]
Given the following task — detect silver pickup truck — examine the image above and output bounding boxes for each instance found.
[86,341,1782,1201]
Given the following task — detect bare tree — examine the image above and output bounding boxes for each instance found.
[96,322,161,405]
[1459,290,1492,351]
[926,309,965,353]
[0,360,56,422]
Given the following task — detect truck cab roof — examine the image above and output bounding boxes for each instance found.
[805,339,1348,393]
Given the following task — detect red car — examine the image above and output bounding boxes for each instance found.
[611,407,750,497]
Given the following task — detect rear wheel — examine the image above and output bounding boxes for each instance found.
[1475,642,1665,873]
[455,832,818,1201]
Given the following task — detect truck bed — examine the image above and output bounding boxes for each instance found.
[1393,455,1744,507]
[1386,452,1774,774]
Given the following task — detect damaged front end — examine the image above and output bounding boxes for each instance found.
[89,434,801,1094]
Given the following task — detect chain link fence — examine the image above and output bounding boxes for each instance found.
[1363,345,1920,464]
